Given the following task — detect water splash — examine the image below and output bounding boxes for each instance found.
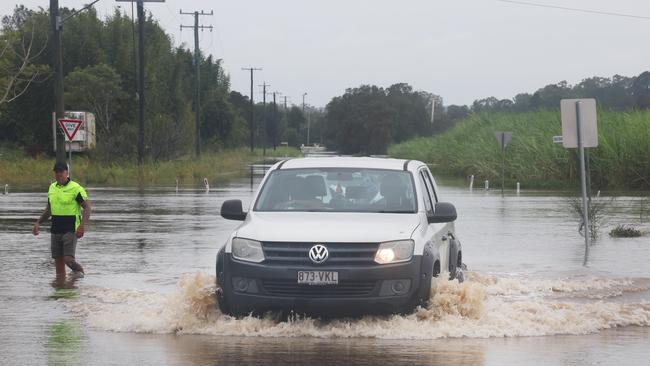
[62,272,650,339]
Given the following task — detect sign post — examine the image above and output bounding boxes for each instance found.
[494,131,512,195]
[57,119,83,179]
[560,98,598,266]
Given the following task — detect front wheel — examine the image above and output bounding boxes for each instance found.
[216,287,232,315]
[215,248,232,315]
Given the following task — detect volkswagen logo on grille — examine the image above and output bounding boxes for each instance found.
[308,244,329,264]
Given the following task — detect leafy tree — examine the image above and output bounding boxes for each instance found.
[64,63,125,133]
[386,83,430,142]
[325,85,395,154]
[632,71,650,109]
[529,81,575,109]
[0,6,247,160]
[287,106,305,129]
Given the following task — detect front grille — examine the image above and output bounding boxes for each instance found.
[261,242,379,265]
[262,279,375,297]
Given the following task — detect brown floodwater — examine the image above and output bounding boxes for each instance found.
[1,170,649,366]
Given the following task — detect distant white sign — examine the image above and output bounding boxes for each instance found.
[560,99,598,148]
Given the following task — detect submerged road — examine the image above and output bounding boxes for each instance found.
[1,174,649,365]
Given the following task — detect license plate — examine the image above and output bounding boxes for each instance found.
[297,271,339,285]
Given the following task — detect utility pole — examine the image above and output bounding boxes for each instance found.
[116,0,165,164]
[242,67,262,152]
[302,92,309,145]
[271,91,281,150]
[281,96,291,147]
[136,1,145,164]
[258,82,270,156]
[180,9,213,158]
[50,0,65,163]
[50,0,101,163]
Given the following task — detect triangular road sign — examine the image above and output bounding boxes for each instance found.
[58,119,83,141]
[494,131,513,150]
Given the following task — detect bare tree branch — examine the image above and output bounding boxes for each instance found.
[0,20,48,104]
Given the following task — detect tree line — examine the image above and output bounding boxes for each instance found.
[323,73,650,155]
[0,6,312,160]
[3,5,650,159]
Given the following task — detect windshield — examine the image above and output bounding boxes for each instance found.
[254,168,416,213]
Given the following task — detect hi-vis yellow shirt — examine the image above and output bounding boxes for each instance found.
[48,179,88,233]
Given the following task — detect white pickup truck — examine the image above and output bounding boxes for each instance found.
[216,157,463,316]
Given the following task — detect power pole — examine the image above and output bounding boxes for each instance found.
[180,9,213,158]
[271,91,281,150]
[258,82,270,156]
[282,96,291,147]
[50,0,65,163]
[116,0,165,164]
[302,92,308,145]
[242,67,262,152]
[50,0,101,163]
[136,1,145,164]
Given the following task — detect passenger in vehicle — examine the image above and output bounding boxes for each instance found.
[377,174,412,211]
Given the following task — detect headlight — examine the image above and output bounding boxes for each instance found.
[231,238,265,263]
[374,240,414,264]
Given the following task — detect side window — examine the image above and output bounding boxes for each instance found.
[418,170,434,214]
[423,169,438,203]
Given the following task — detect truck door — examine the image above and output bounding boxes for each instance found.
[417,168,449,274]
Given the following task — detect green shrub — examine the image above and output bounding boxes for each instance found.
[609,225,643,238]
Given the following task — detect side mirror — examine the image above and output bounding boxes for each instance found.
[221,199,247,221]
[427,202,457,223]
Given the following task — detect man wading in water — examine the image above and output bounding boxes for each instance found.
[32,162,91,278]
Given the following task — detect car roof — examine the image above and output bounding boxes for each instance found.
[276,156,425,171]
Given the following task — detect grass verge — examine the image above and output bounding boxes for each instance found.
[0,146,300,187]
[389,109,650,190]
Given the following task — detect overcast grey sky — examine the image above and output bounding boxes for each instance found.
[3,0,650,107]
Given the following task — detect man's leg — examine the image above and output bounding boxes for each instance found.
[62,232,84,274]
[63,255,84,273]
[54,258,66,277]
[51,233,66,277]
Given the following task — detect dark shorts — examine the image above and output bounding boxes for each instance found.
[51,232,77,258]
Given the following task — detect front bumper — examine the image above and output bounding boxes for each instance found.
[217,253,428,316]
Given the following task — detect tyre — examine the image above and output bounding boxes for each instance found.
[215,248,232,315]
[216,287,232,315]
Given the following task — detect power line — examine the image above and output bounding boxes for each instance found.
[497,0,650,21]
[162,2,183,45]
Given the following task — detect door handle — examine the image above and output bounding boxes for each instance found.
[441,235,448,241]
